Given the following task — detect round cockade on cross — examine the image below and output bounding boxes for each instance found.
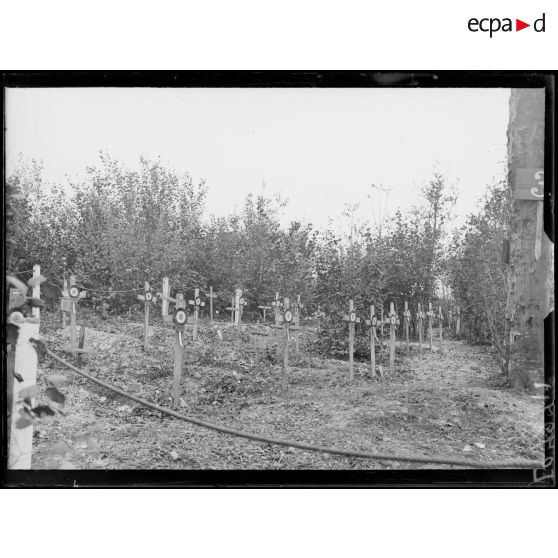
[68,285,80,299]
[195,296,201,306]
[350,311,356,323]
[9,310,25,324]
[390,315,397,325]
[372,316,377,326]
[145,291,153,302]
[284,309,293,323]
[174,308,187,325]
[239,297,245,305]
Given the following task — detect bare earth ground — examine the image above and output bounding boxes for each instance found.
[30,315,545,470]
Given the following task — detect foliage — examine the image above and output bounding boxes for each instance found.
[8,154,462,360]
[446,176,512,374]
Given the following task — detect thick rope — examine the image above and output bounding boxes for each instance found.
[43,348,543,469]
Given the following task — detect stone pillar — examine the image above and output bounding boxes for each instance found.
[506,88,553,388]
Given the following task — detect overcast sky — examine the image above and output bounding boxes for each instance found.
[6,87,510,233]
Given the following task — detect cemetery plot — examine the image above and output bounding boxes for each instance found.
[28,313,544,470]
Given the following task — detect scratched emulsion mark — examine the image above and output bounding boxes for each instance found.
[531,382,555,485]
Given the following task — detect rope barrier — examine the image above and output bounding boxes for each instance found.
[44,347,542,470]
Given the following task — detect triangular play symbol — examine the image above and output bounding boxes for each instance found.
[516,19,530,31]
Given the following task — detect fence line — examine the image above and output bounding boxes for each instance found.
[43,346,542,470]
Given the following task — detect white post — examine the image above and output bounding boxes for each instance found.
[162,277,170,320]
[234,289,242,327]
[32,265,41,319]
[8,320,40,469]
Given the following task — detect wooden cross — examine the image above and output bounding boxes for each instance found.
[388,302,397,374]
[172,299,187,408]
[364,304,378,377]
[188,288,205,341]
[257,303,272,323]
[137,281,156,350]
[342,299,361,382]
[270,297,300,393]
[206,286,217,323]
[60,275,87,351]
[237,291,248,324]
[271,292,282,325]
[161,277,170,322]
[438,305,443,353]
[380,306,385,344]
[403,300,411,351]
[157,290,186,324]
[426,302,434,350]
[417,303,424,349]
[226,296,236,324]
[456,305,461,336]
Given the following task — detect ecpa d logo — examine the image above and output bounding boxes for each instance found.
[468,13,545,37]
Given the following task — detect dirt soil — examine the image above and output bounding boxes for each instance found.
[29,315,545,470]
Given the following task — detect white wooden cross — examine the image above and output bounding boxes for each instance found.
[364,304,378,377]
[342,299,361,382]
[417,302,424,349]
[237,291,248,324]
[403,300,411,351]
[426,301,435,350]
[388,302,397,374]
[456,305,461,336]
[137,281,157,350]
[438,305,443,353]
[161,277,170,322]
[226,295,236,325]
[206,286,217,323]
[271,292,283,325]
[60,274,87,351]
[188,288,205,341]
[270,297,300,393]
[172,298,187,408]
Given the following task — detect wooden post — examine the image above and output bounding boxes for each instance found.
[226,296,236,324]
[427,302,434,351]
[380,306,384,345]
[138,281,151,350]
[172,298,187,408]
[418,303,423,350]
[439,305,443,353]
[343,299,360,382]
[389,302,396,374]
[32,264,41,319]
[282,298,290,393]
[8,317,40,469]
[294,294,302,354]
[207,286,217,323]
[161,277,170,321]
[456,305,461,336]
[188,288,205,341]
[272,292,282,325]
[69,275,77,349]
[62,278,68,329]
[234,289,242,326]
[270,298,299,393]
[365,305,376,377]
[77,325,86,368]
[404,300,410,351]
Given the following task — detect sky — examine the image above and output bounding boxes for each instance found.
[5,87,510,234]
